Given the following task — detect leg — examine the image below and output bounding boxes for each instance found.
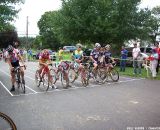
[133,60,137,75]
[156,59,159,73]
[10,70,16,91]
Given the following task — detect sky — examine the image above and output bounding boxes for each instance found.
[13,0,160,37]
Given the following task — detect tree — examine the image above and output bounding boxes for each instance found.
[55,0,150,47]
[0,0,23,31]
[147,6,160,44]
[0,0,24,48]
[38,11,61,50]
[0,31,18,48]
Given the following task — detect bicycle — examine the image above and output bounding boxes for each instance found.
[98,62,119,82]
[51,61,70,89]
[13,66,26,93]
[0,112,17,130]
[35,64,54,91]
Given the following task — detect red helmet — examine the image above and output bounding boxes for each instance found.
[42,49,49,58]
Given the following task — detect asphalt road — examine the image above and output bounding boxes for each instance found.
[0,61,160,130]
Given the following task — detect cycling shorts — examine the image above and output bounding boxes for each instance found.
[11,60,20,67]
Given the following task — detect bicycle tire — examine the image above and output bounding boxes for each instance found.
[35,70,40,87]
[0,112,17,130]
[50,69,58,85]
[81,69,89,87]
[68,68,77,83]
[42,73,50,91]
[109,68,119,82]
[61,72,69,89]
[18,69,25,93]
[98,68,107,82]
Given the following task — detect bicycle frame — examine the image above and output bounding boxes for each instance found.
[13,66,25,93]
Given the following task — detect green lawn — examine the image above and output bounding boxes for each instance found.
[116,66,160,80]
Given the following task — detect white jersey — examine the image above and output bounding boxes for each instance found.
[6,48,20,63]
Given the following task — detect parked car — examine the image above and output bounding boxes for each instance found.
[63,46,77,52]
[50,51,56,61]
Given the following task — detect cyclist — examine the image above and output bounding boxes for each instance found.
[38,49,52,84]
[6,45,26,91]
[90,43,101,72]
[103,44,115,70]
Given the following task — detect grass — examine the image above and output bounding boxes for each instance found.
[116,66,160,80]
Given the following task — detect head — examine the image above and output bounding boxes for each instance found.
[7,45,14,53]
[154,41,159,47]
[133,43,137,48]
[95,43,101,50]
[121,46,125,50]
[105,44,111,51]
[13,41,19,48]
[42,49,49,57]
[76,43,82,51]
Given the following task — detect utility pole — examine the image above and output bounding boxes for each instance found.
[26,16,29,61]
[26,16,29,49]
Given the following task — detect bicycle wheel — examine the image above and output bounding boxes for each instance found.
[109,68,119,82]
[98,68,107,82]
[18,78,25,93]
[0,112,17,130]
[41,73,50,91]
[68,68,77,83]
[35,70,40,87]
[81,69,89,87]
[50,69,56,85]
[61,72,69,89]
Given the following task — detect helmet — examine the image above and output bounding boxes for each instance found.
[95,43,101,48]
[105,44,111,49]
[7,45,14,52]
[42,49,49,56]
[76,43,82,48]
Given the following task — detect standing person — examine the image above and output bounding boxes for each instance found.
[148,49,159,78]
[120,46,128,72]
[28,49,32,61]
[132,43,141,75]
[154,41,160,74]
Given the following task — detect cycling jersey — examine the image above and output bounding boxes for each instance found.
[73,50,83,59]
[39,53,51,63]
[90,48,100,62]
[6,48,19,63]
[104,51,112,64]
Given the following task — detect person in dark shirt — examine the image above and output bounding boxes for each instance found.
[120,46,128,72]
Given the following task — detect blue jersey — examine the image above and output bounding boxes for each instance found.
[104,51,111,63]
[90,48,100,62]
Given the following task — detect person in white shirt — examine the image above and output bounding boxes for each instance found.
[149,49,159,78]
[132,43,141,75]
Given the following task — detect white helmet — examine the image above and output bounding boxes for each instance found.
[105,44,111,48]
[76,43,82,48]
[95,43,101,48]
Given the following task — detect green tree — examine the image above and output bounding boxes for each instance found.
[38,11,61,50]
[0,0,23,31]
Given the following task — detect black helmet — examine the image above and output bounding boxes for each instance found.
[7,45,14,52]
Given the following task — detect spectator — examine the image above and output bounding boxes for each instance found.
[28,49,33,61]
[148,49,159,78]
[132,43,141,75]
[120,46,128,72]
[154,41,160,73]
